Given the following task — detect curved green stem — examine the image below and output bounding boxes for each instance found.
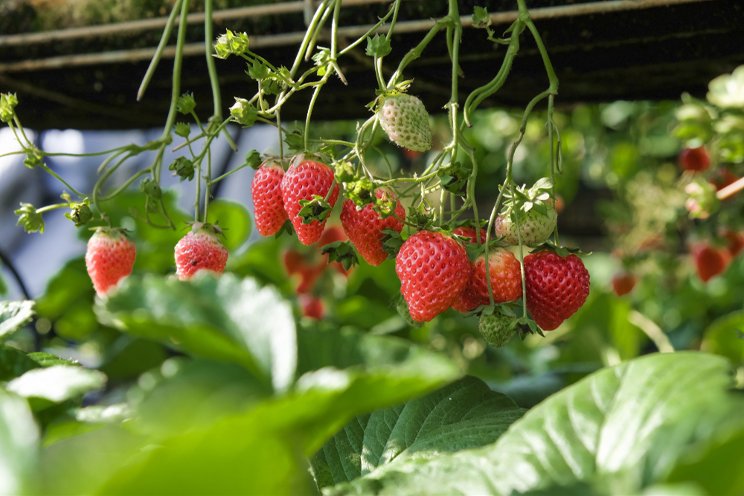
[138,0,182,101]
[160,0,190,141]
[40,164,84,198]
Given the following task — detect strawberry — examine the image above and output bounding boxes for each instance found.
[478,313,517,348]
[252,161,287,236]
[692,244,730,282]
[495,179,557,246]
[281,158,339,245]
[452,226,486,245]
[377,94,432,152]
[452,249,522,312]
[395,231,471,322]
[524,251,590,331]
[85,228,136,297]
[300,294,324,319]
[282,249,304,275]
[611,271,637,296]
[341,189,405,266]
[678,146,711,172]
[723,230,744,258]
[174,226,228,280]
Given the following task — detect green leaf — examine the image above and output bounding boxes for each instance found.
[664,420,744,496]
[312,376,523,488]
[48,328,458,496]
[324,353,737,495]
[294,327,461,454]
[7,365,106,403]
[206,199,252,251]
[130,357,268,436]
[0,389,39,495]
[0,300,34,340]
[0,346,38,381]
[97,274,297,391]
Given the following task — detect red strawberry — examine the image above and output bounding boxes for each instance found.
[300,294,324,319]
[395,231,471,322]
[524,251,590,331]
[712,168,738,191]
[452,249,522,312]
[692,244,730,282]
[282,249,304,275]
[452,226,486,245]
[611,271,636,296]
[174,226,228,280]
[341,189,405,266]
[252,161,287,236]
[723,230,744,258]
[678,146,711,172]
[85,228,136,297]
[281,159,339,245]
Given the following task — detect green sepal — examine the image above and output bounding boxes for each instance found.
[321,241,359,271]
[15,203,44,233]
[298,195,333,224]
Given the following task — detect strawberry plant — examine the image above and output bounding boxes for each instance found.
[0,0,742,495]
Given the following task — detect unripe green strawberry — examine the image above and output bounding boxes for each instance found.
[377,94,432,152]
[85,228,136,297]
[174,226,228,280]
[495,204,557,246]
[495,179,557,246]
[478,314,517,348]
[395,231,470,322]
[341,189,405,266]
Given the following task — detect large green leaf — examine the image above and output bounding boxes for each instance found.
[312,376,523,489]
[0,389,39,495]
[325,353,736,495]
[7,365,106,403]
[664,421,744,496]
[0,300,34,340]
[96,274,297,391]
[43,328,460,495]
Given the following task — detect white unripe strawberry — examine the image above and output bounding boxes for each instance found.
[377,94,432,152]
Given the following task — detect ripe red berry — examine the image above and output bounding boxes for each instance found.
[524,251,590,331]
[174,227,228,280]
[341,189,405,266]
[723,230,744,258]
[452,249,522,312]
[678,146,711,172]
[395,231,471,322]
[85,228,136,297]
[452,226,486,245]
[282,249,304,275]
[611,271,636,296]
[252,161,287,236]
[692,244,730,283]
[300,294,324,319]
[281,159,339,245]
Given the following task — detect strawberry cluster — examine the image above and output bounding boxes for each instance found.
[252,155,591,337]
